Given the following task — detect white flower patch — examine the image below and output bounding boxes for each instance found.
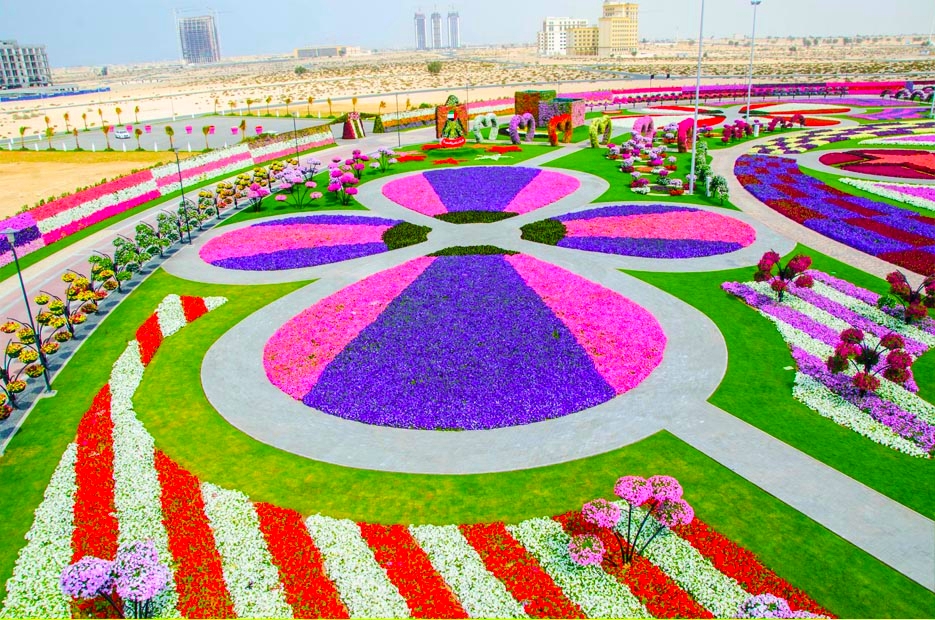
[151,145,251,181]
[204,296,228,312]
[747,282,862,344]
[793,373,929,457]
[409,524,527,619]
[304,514,410,618]
[0,444,77,618]
[616,503,749,618]
[155,295,187,338]
[109,340,145,410]
[874,379,935,426]
[839,177,935,213]
[36,180,160,235]
[200,483,292,618]
[507,518,649,619]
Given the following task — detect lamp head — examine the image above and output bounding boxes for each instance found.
[1,228,15,245]
[751,0,762,5]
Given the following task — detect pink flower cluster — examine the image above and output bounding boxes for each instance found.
[29,170,155,220]
[505,254,666,393]
[382,175,448,216]
[264,257,435,398]
[564,211,756,246]
[506,171,580,214]
[200,223,391,263]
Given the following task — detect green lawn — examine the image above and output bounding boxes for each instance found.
[626,245,935,520]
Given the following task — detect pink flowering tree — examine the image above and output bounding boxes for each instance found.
[568,475,694,568]
[754,251,814,302]
[326,165,360,206]
[878,271,935,325]
[826,328,912,395]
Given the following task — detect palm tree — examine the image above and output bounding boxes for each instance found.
[72,128,80,150]
[228,100,235,114]
[306,96,314,117]
[115,107,123,125]
[45,127,54,150]
[379,101,387,117]
[201,125,211,150]
[283,97,292,115]
[44,116,51,130]
[164,125,175,150]
[18,126,27,150]
[134,128,143,150]
[134,105,140,123]
[213,98,219,114]
[97,108,104,126]
[405,97,411,110]
[245,98,254,114]
[63,112,71,132]
[265,96,272,115]
[102,124,112,150]
[327,98,333,116]
[351,97,358,112]
[82,112,88,131]
[238,119,246,142]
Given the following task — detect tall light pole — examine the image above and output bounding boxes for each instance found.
[172,149,192,244]
[688,0,706,195]
[292,112,300,158]
[394,92,402,148]
[744,0,763,125]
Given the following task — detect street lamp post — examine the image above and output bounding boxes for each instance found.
[292,112,300,158]
[744,0,763,125]
[394,92,402,148]
[688,0,707,195]
[1,229,52,392]
[172,149,192,244]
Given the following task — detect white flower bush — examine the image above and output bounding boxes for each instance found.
[839,178,935,213]
[304,514,410,618]
[201,483,293,618]
[204,296,228,312]
[507,517,650,619]
[0,444,77,618]
[409,524,527,618]
[155,295,187,338]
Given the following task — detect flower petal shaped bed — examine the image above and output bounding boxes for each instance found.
[198,215,410,271]
[263,253,666,430]
[817,149,935,180]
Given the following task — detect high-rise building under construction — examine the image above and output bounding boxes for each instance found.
[177,14,221,64]
[414,12,428,50]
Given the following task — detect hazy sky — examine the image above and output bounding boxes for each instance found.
[3,0,934,67]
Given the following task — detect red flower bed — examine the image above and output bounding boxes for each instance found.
[555,511,712,619]
[154,451,235,618]
[134,313,164,367]
[459,522,584,619]
[673,519,834,617]
[818,152,863,166]
[843,163,935,179]
[820,149,935,180]
[358,523,467,618]
[765,199,825,224]
[879,249,935,276]
[180,295,209,323]
[396,154,427,163]
[432,158,464,166]
[825,197,883,218]
[488,145,523,154]
[844,218,934,246]
[255,503,348,619]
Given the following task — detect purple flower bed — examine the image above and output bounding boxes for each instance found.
[424,167,542,212]
[735,154,935,275]
[750,121,935,155]
[852,108,929,121]
[210,243,389,271]
[558,237,743,258]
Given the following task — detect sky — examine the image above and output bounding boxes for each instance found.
[2,0,934,67]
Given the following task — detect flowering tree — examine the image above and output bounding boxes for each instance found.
[754,251,814,302]
[568,475,694,568]
[878,271,935,324]
[272,163,322,208]
[61,540,171,619]
[738,594,824,619]
[826,328,911,395]
[374,148,398,173]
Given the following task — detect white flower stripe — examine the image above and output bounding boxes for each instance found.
[155,295,187,338]
[0,443,77,619]
[747,282,864,344]
[839,177,935,213]
[204,296,228,311]
[37,180,160,235]
[617,503,749,618]
[409,524,527,619]
[304,514,410,618]
[150,145,252,180]
[200,483,293,618]
[507,517,650,619]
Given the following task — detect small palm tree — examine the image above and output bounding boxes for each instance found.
[45,127,54,149]
[351,97,358,112]
[102,124,112,150]
[63,112,71,132]
[97,108,104,126]
[246,98,254,114]
[265,96,272,115]
[379,101,387,116]
[115,107,122,125]
[202,125,211,150]
[327,98,333,116]
[405,97,411,110]
[306,96,314,117]
[82,112,88,131]
[72,128,80,150]
[283,97,292,115]
[228,100,235,114]
[164,125,175,150]
[213,98,219,114]
[134,105,140,123]
[238,119,246,142]
[18,126,27,150]
[134,128,143,150]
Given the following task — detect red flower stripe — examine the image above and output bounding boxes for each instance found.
[459,522,585,619]
[555,511,712,619]
[180,295,209,324]
[154,450,235,618]
[135,313,164,366]
[358,523,467,619]
[254,503,349,619]
[673,519,834,617]
[844,217,934,247]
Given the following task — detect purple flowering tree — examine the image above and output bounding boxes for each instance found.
[755,251,814,302]
[878,271,935,324]
[826,328,911,396]
[568,475,694,568]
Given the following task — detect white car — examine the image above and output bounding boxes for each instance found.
[114,128,132,139]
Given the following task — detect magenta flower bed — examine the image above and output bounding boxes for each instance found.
[819,149,935,180]
[41,190,162,245]
[263,253,665,429]
[382,167,580,217]
[199,215,404,271]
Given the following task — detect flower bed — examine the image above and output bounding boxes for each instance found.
[852,108,929,122]
[723,270,935,456]
[264,253,665,430]
[199,215,409,271]
[523,205,756,259]
[749,121,935,156]
[818,149,935,180]
[381,166,580,218]
[741,103,851,115]
[839,178,935,212]
[862,133,935,146]
[735,154,935,275]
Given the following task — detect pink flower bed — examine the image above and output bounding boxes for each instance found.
[382,174,448,216]
[563,211,756,245]
[252,138,334,164]
[507,171,580,214]
[200,223,392,263]
[29,170,156,220]
[154,152,253,188]
[505,254,666,393]
[0,237,45,268]
[264,257,435,398]
[41,190,161,245]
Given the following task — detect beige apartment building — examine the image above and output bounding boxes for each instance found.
[568,27,600,56]
[598,1,639,57]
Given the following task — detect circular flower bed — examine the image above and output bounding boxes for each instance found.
[199,215,411,271]
[263,252,665,429]
[818,149,935,180]
[381,166,580,220]
[524,205,756,259]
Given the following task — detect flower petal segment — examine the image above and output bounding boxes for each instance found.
[264,253,665,430]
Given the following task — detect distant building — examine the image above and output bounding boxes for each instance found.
[0,40,52,89]
[177,15,221,64]
[295,46,361,58]
[598,1,639,57]
[568,26,600,56]
[447,11,461,49]
[430,11,443,49]
[536,17,589,56]
[414,12,428,50]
